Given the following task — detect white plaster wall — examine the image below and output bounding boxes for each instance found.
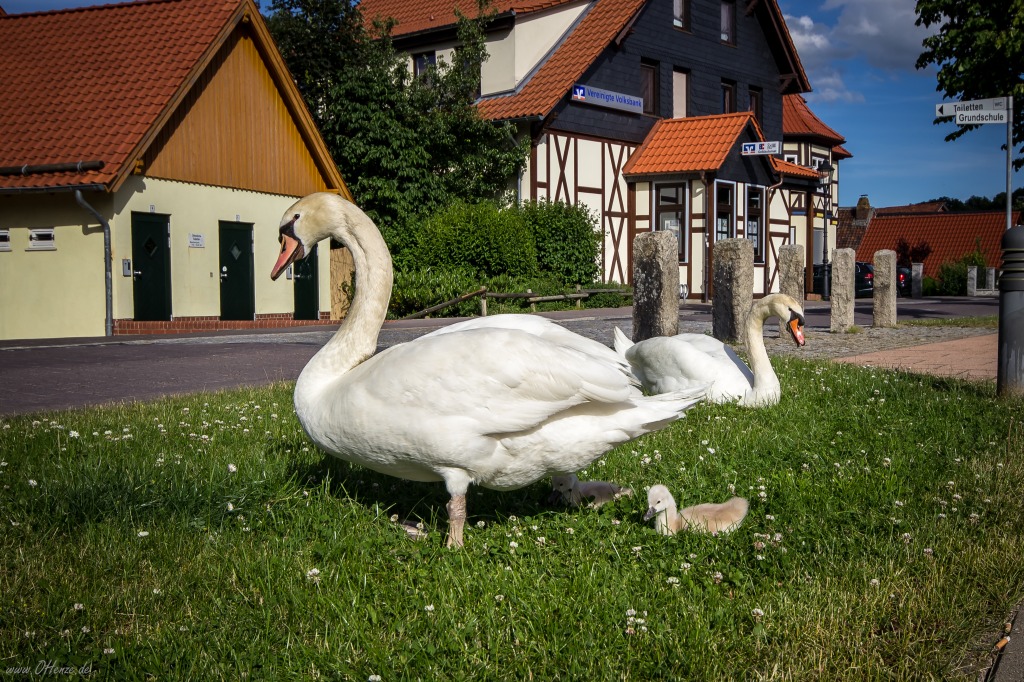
[113,178,322,320]
[0,193,108,340]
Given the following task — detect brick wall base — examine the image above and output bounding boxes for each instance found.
[113,313,334,335]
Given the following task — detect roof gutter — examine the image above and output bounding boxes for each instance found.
[0,160,105,176]
[74,190,113,338]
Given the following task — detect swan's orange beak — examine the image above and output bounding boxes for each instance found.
[788,313,806,347]
[271,233,304,281]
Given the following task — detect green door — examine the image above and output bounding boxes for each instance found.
[131,212,172,321]
[219,222,254,321]
[293,244,318,320]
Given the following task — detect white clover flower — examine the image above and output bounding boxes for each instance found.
[306,568,320,581]
[69,430,80,438]
[869,578,880,587]
[74,603,84,611]
[509,541,518,549]
[712,571,723,584]
[626,608,637,617]
[681,562,691,571]
[494,594,505,602]
[369,676,382,682]
[424,604,434,612]
[227,463,237,473]
[137,531,149,538]
[666,576,680,585]
[227,503,235,512]
[476,520,486,528]
[752,607,764,620]
[28,479,37,487]
[901,533,912,543]
[923,548,934,556]
[564,527,574,535]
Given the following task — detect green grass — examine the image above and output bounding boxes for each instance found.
[901,315,999,329]
[1,364,1022,680]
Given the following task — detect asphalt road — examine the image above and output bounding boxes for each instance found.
[0,296,1000,416]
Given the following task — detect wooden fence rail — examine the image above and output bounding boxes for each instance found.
[400,286,632,320]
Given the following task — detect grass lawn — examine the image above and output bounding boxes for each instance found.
[1,359,1022,680]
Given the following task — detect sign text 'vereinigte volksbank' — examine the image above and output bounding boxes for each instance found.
[571,84,644,115]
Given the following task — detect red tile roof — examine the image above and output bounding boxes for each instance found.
[359,0,575,38]
[771,156,820,180]
[782,94,844,144]
[477,0,648,121]
[876,201,949,215]
[0,0,245,192]
[855,211,1021,278]
[622,113,765,176]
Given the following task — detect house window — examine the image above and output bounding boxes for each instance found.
[748,87,762,125]
[28,228,55,251]
[413,51,436,81]
[672,69,688,118]
[673,0,690,30]
[746,187,765,262]
[784,153,798,164]
[641,62,659,115]
[721,0,736,45]
[721,81,736,113]
[656,183,688,262]
[715,182,735,241]
[0,229,9,252]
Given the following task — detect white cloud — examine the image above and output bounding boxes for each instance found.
[785,0,935,102]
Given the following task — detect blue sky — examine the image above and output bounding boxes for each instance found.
[6,0,1018,209]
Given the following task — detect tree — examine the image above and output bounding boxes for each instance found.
[915,0,1024,170]
[265,0,528,232]
[894,237,932,267]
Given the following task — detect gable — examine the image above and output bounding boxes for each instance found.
[142,27,337,197]
[0,0,345,197]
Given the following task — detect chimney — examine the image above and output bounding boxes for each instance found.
[855,195,872,221]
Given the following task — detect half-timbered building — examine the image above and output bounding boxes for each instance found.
[359,0,849,297]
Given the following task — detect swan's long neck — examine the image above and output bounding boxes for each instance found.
[295,211,393,415]
[742,300,780,401]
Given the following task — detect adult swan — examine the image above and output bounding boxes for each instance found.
[270,193,706,547]
[613,293,805,407]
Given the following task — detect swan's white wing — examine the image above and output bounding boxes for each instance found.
[424,314,632,376]
[624,335,751,400]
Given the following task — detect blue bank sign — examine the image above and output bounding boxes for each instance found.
[571,84,644,114]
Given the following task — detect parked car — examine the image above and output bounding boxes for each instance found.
[896,266,912,297]
[812,262,874,298]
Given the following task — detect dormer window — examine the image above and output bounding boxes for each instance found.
[721,0,736,45]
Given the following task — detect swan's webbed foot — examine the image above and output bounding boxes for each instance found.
[445,494,467,548]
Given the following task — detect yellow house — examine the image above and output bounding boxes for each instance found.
[0,0,349,340]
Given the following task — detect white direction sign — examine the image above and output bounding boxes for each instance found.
[741,141,781,155]
[935,97,1008,118]
[956,110,1008,125]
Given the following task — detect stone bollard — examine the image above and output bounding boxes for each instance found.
[967,266,977,296]
[777,244,804,336]
[988,267,997,289]
[912,262,924,298]
[997,225,1024,397]
[872,250,897,328]
[632,231,680,342]
[830,248,856,333]
[712,238,753,343]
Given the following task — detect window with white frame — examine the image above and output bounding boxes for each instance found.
[28,228,55,251]
[673,0,690,30]
[746,186,765,262]
[0,229,10,252]
[656,183,688,262]
[784,153,798,165]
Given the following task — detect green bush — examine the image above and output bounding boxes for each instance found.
[516,199,601,284]
[389,267,481,319]
[934,244,987,296]
[415,200,537,278]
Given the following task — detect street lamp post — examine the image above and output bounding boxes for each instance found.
[818,163,834,300]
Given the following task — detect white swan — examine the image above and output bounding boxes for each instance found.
[643,484,749,535]
[270,192,707,547]
[613,293,805,407]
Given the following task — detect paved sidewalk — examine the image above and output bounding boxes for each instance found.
[833,333,998,381]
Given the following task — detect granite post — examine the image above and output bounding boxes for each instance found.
[777,244,804,336]
[712,238,753,343]
[830,248,856,333]
[632,231,680,342]
[872,249,897,328]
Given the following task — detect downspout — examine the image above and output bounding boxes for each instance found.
[74,190,113,337]
[701,171,710,303]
